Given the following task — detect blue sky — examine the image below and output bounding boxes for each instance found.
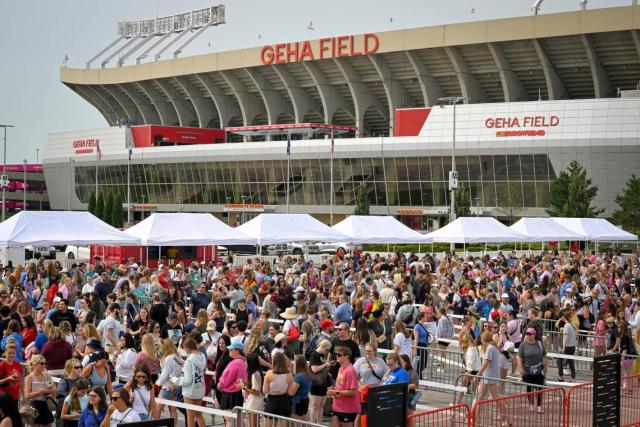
[0,0,631,164]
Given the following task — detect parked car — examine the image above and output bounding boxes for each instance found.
[267,242,320,256]
[317,242,354,254]
[25,245,56,259]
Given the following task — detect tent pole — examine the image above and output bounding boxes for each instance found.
[146,246,149,268]
[431,243,433,254]
[159,245,161,266]
[418,244,421,255]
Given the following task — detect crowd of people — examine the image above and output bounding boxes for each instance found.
[0,246,636,427]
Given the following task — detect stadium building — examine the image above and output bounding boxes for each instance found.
[44,5,640,229]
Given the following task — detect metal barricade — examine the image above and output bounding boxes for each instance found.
[621,374,640,427]
[417,345,467,386]
[564,381,592,427]
[452,373,554,408]
[470,387,566,427]
[408,404,471,427]
[233,407,325,427]
[542,330,595,358]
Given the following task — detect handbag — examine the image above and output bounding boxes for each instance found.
[46,396,57,412]
[308,364,329,387]
[19,404,38,425]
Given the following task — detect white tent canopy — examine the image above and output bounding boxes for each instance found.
[0,211,140,247]
[332,215,432,244]
[424,217,527,244]
[124,213,256,246]
[236,213,350,245]
[510,217,585,242]
[551,218,637,241]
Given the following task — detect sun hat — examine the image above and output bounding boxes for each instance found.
[274,332,287,343]
[466,306,480,317]
[280,307,298,319]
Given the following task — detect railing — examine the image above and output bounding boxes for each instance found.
[542,330,595,358]
[232,407,325,427]
[408,404,471,427]
[414,345,466,386]
[452,373,553,407]
[470,387,566,427]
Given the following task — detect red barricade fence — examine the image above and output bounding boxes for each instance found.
[564,382,592,427]
[408,404,471,427]
[621,374,640,427]
[410,373,640,426]
[470,387,566,427]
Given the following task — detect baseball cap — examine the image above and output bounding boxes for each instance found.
[525,327,537,335]
[207,320,216,331]
[501,293,509,299]
[320,319,335,329]
[53,296,62,303]
[228,342,245,351]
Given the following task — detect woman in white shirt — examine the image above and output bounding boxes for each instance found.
[454,332,481,404]
[115,333,137,384]
[392,320,412,357]
[123,365,157,421]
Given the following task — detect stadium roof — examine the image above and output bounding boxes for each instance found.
[61,6,640,137]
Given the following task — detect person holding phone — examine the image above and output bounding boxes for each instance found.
[0,343,22,400]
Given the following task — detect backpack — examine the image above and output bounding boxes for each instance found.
[304,334,321,360]
[400,305,417,326]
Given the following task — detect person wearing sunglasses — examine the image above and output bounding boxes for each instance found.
[24,355,56,426]
[123,365,157,421]
[102,388,140,427]
[327,348,359,427]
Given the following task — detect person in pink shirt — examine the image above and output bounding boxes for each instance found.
[327,347,360,426]
[218,342,248,427]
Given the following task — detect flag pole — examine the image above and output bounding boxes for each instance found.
[127,129,132,225]
[330,127,334,226]
[95,141,99,196]
[286,132,291,213]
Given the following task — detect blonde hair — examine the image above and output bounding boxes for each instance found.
[63,359,78,377]
[197,309,208,325]
[480,331,496,349]
[140,334,157,362]
[43,319,54,336]
[161,339,177,362]
[244,327,263,354]
[83,324,100,341]
[29,355,45,373]
[48,326,64,341]
[59,320,72,336]
[317,339,332,351]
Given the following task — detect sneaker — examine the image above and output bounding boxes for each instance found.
[529,405,535,412]
[537,407,544,414]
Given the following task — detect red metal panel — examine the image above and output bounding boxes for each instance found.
[131,125,225,147]
[394,108,431,137]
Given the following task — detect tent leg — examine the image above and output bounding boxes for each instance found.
[146,246,149,268]
[418,244,421,255]
[431,243,433,255]
[159,245,161,266]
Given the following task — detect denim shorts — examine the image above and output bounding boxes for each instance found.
[159,388,181,400]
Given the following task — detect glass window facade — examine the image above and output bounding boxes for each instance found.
[74,155,555,209]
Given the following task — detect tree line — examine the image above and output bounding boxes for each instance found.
[87,190,125,228]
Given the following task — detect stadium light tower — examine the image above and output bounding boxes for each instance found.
[532,0,544,15]
[0,124,14,221]
[438,96,467,251]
